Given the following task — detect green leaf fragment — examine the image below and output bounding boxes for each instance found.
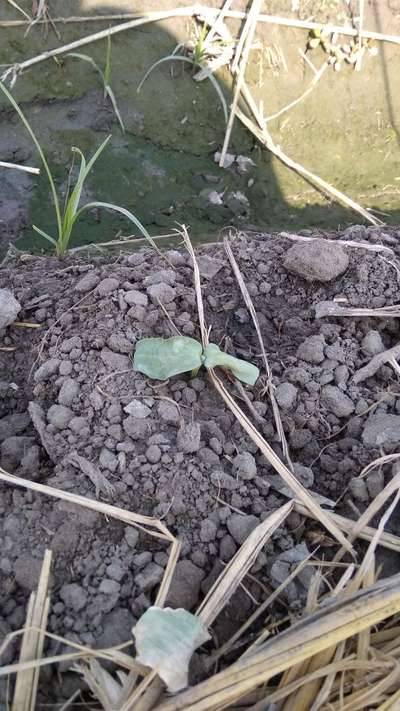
[204,343,259,385]
[133,606,211,692]
[133,336,203,380]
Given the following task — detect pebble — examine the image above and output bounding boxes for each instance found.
[96,277,120,296]
[146,444,161,463]
[124,289,148,307]
[227,513,259,545]
[200,519,218,542]
[146,282,176,305]
[58,378,80,406]
[34,358,60,382]
[124,400,151,418]
[366,470,385,498]
[106,563,125,582]
[232,452,257,480]
[321,385,355,418]
[362,414,400,447]
[349,477,369,502]
[125,527,139,548]
[0,289,20,330]
[361,330,385,356]
[75,272,100,292]
[100,348,131,371]
[99,579,121,595]
[135,562,164,591]
[283,240,349,282]
[60,336,82,353]
[164,560,205,610]
[210,470,238,490]
[297,335,326,364]
[60,583,88,612]
[47,404,74,429]
[275,382,298,409]
[177,422,201,453]
[157,401,180,424]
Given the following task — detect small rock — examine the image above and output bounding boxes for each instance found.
[157,401,180,424]
[106,563,125,582]
[297,335,326,364]
[96,608,135,650]
[124,289,148,307]
[125,527,139,548]
[47,404,74,429]
[164,560,204,610]
[227,513,259,545]
[100,348,131,371]
[366,470,385,498]
[0,412,30,441]
[58,379,80,406]
[60,336,82,353]
[124,400,151,418]
[34,358,60,382]
[210,470,238,490]
[14,555,43,591]
[135,562,164,591]
[123,417,150,440]
[283,240,349,282]
[293,463,314,488]
[146,444,161,463]
[0,289,20,329]
[96,277,120,296]
[177,422,201,453]
[143,269,176,287]
[59,361,73,376]
[1,436,35,470]
[275,382,298,409]
[99,448,118,473]
[197,255,224,280]
[362,414,400,447]
[232,452,257,480]
[60,583,88,612]
[200,519,218,542]
[349,477,369,502]
[321,386,355,418]
[75,272,100,292]
[219,534,237,562]
[108,333,133,354]
[99,579,121,595]
[147,283,175,304]
[361,330,385,356]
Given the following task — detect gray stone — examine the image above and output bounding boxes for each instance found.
[177,422,201,453]
[123,400,151,418]
[99,448,118,473]
[58,378,80,406]
[227,513,259,545]
[165,560,205,610]
[283,240,349,282]
[1,436,35,470]
[125,527,139,548]
[135,562,164,591]
[362,414,400,447]
[75,272,100,292]
[361,330,385,356]
[349,477,369,502]
[366,470,385,498]
[106,563,125,582]
[14,555,44,591]
[0,412,30,442]
[197,255,224,280]
[34,358,60,382]
[100,348,131,371]
[99,579,121,595]
[200,519,218,542]
[321,386,355,418]
[147,282,175,304]
[157,400,180,424]
[293,463,314,488]
[0,289,20,329]
[143,269,176,287]
[270,543,313,602]
[232,452,257,480]
[123,417,150,440]
[60,336,82,353]
[107,333,133,354]
[96,277,120,296]
[210,470,238,490]
[96,608,135,650]
[219,535,237,562]
[275,382,298,409]
[297,335,326,364]
[59,360,73,376]
[124,289,148,307]
[47,404,74,429]
[146,444,161,463]
[60,583,88,612]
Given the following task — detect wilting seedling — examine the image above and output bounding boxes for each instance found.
[133,336,259,385]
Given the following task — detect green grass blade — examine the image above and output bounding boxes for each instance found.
[137,55,194,93]
[104,36,111,87]
[74,201,163,257]
[0,81,63,240]
[206,73,228,124]
[32,225,58,247]
[105,85,125,133]
[62,148,86,237]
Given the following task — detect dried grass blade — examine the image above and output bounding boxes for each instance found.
[0,160,39,175]
[12,550,51,711]
[224,237,292,466]
[197,501,293,626]
[157,574,400,711]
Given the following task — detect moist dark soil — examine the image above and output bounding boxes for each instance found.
[1,226,400,706]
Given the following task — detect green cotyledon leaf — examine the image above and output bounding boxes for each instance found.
[133,336,203,380]
[203,342,259,385]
